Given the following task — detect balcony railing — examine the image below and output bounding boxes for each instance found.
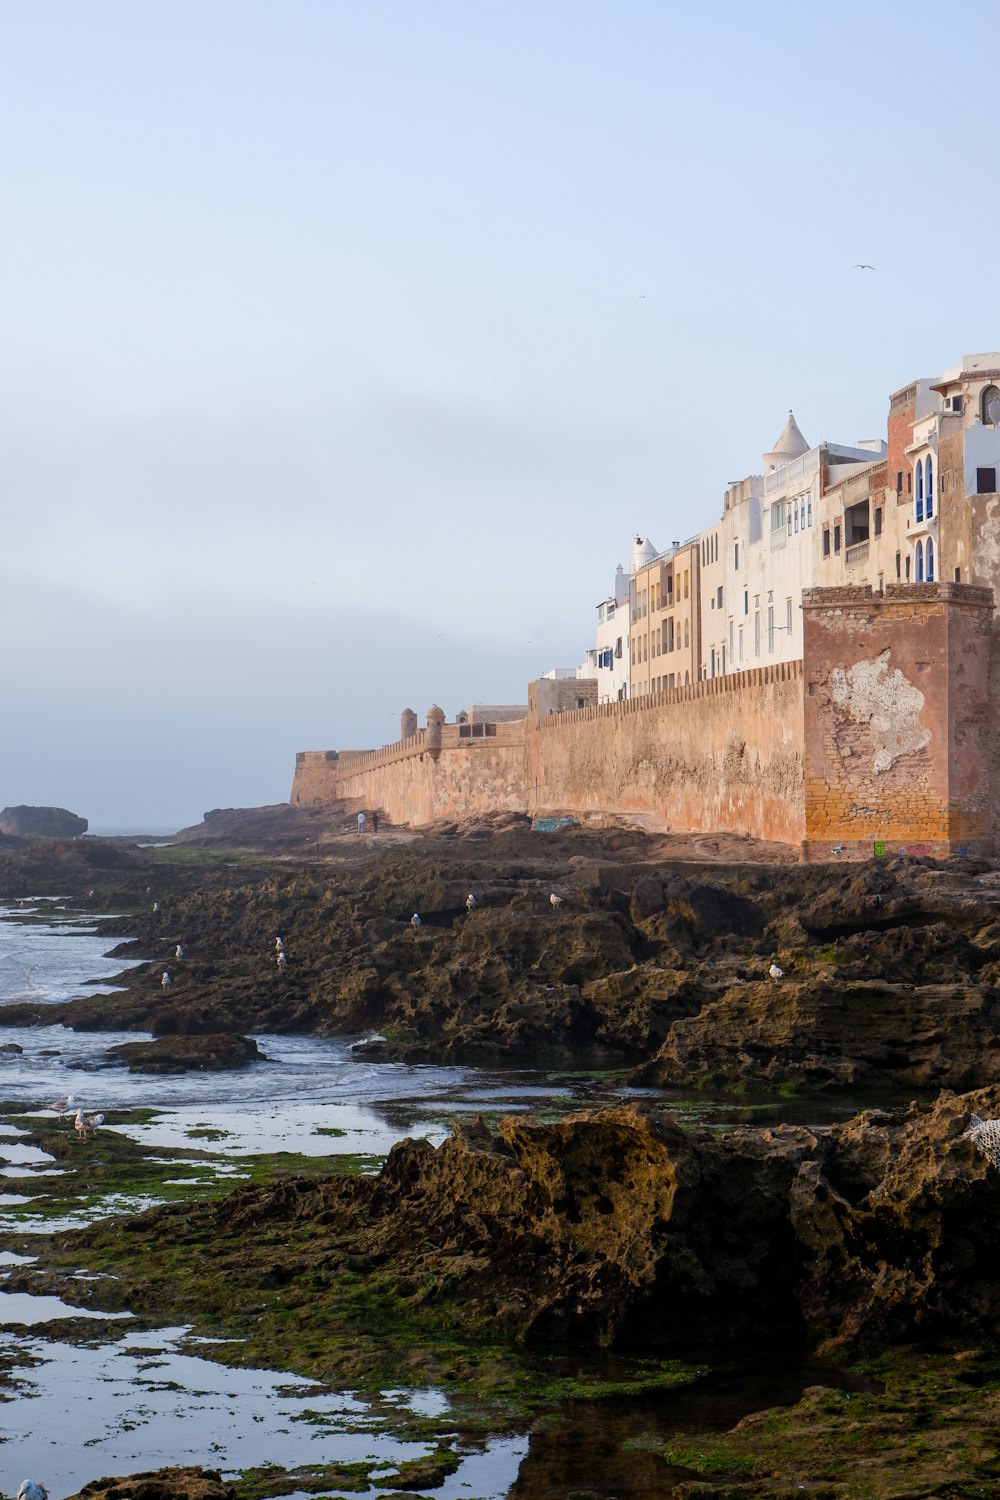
[846,541,870,565]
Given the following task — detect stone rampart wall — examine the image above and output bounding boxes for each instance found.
[334,734,529,825]
[527,663,806,844]
[801,583,994,859]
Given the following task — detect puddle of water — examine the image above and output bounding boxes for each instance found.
[0,1291,133,1324]
[0,1324,516,1499]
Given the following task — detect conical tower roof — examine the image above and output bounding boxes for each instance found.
[764,410,809,471]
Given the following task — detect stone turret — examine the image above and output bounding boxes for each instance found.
[426,705,445,757]
[401,708,418,739]
[764,410,810,473]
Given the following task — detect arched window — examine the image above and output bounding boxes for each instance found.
[916,540,924,582]
[926,455,934,518]
[684,619,689,647]
[916,460,924,522]
[982,385,1000,425]
[926,538,935,581]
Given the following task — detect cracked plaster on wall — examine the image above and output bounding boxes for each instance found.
[829,649,930,773]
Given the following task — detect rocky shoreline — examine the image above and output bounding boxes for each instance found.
[3,817,1000,1495]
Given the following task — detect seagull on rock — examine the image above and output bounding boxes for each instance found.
[768,963,784,980]
[411,912,422,927]
[466,893,476,911]
[18,1481,48,1500]
[549,893,563,908]
[276,949,287,970]
[74,1110,104,1139]
[161,971,171,990]
[47,1094,74,1116]
[175,944,184,960]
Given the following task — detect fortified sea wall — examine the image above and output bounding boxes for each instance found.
[290,584,998,859]
[527,664,805,844]
[291,665,806,843]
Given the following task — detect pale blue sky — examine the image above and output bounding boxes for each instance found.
[2,1,994,826]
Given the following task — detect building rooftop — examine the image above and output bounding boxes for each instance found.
[765,410,810,470]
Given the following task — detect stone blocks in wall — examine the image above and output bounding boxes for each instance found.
[802,583,994,859]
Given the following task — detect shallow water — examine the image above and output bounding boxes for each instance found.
[0,901,874,1498]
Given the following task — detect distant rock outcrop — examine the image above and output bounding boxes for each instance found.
[0,805,87,838]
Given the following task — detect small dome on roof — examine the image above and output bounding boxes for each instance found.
[632,534,658,568]
[764,410,809,471]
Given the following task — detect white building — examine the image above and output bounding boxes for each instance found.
[706,412,883,674]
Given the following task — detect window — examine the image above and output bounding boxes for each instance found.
[895,551,900,578]
[734,542,739,569]
[955,567,962,582]
[716,585,723,608]
[926,537,935,582]
[874,506,883,537]
[684,570,689,599]
[907,471,912,493]
[684,619,689,647]
[807,496,812,526]
[738,626,744,661]
[834,523,842,553]
[615,636,622,658]
[896,471,903,495]
[728,620,733,658]
[981,385,1000,425]
[977,468,997,494]
[754,610,760,656]
[916,459,924,522]
[951,395,964,414]
[786,598,793,635]
[926,455,933,518]
[916,541,924,582]
[905,554,911,580]
[794,506,799,533]
[787,508,792,536]
[767,605,774,652]
[744,589,749,615]
[823,527,831,557]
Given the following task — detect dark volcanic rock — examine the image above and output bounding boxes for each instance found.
[66,1468,233,1500]
[66,1091,1000,1359]
[106,1033,265,1073]
[0,804,87,837]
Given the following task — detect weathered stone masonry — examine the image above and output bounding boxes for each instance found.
[291,583,998,860]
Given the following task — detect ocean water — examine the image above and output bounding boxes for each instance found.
[0,903,635,1498]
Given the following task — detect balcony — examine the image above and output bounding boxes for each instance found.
[845,541,870,566]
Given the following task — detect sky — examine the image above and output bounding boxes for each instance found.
[2,0,996,828]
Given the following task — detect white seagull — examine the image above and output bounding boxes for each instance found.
[275,936,284,952]
[18,1481,48,1500]
[277,949,287,969]
[549,893,563,908]
[411,912,422,927]
[47,1094,74,1117]
[853,263,876,270]
[161,971,171,990]
[466,893,476,911]
[152,902,159,913]
[74,1109,104,1139]
[175,944,184,960]
[768,963,784,980]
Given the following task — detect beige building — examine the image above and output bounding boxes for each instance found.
[629,535,700,695]
[814,354,1000,599]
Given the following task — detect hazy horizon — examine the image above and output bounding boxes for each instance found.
[4,0,996,826]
